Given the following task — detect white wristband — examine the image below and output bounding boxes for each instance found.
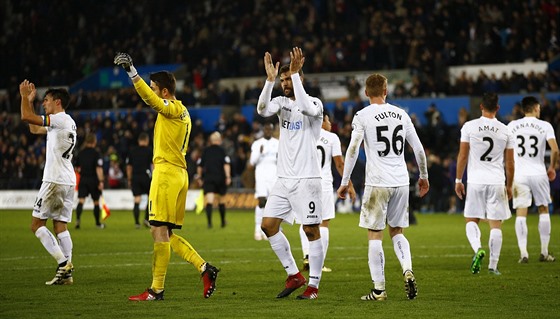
[455,178,463,184]
[127,65,138,78]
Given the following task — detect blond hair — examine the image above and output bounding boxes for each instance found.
[365,74,387,98]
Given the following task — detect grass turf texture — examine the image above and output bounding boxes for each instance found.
[0,209,558,318]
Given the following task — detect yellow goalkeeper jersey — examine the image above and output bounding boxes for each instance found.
[134,79,191,169]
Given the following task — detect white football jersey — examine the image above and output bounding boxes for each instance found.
[460,116,514,185]
[42,112,77,186]
[257,76,323,178]
[507,117,556,176]
[316,129,342,189]
[342,103,427,187]
[250,136,279,181]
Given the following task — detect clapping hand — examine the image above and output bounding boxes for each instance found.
[289,47,305,75]
[263,52,279,82]
[19,80,36,103]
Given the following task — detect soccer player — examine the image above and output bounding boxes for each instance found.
[299,113,355,271]
[455,92,515,276]
[20,80,76,285]
[507,96,558,263]
[337,73,429,301]
[74,133,105,229]
[249,122,279,240]
[126,132,153,229]
[257,47,324,299]
[114,53,219,301]
[196,131,231,228]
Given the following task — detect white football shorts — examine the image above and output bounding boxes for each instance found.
[359,185,409,230]
[512,174,551,208]
[264,177,322,225]
[32,182,75,222]
[464,183,511,220]
[321,189,336,220]
[254,176,277,198]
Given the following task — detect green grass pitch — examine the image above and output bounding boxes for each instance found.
[0,209,558,318]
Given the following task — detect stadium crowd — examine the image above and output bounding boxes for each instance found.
[2,91,559,214]
[2,0,560,109]
[2,0,560,213]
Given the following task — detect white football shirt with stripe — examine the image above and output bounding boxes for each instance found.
[257,76,323,179]
[460,116,514,185]
[507,117,556,177]
[42,112,77,186]
[345,103,426,187]
[250,136,279,182]
[316,129,342,190]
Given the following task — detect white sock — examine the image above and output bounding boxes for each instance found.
[320,227,329,262]
[466,221,482,253]
[488,228,502,270]
[539,213,551,256]
[35,226,66,264]
[392,233,412,272]
[268,232,298,276]
[255,207,263,234]
[515,216,528,258]
[308,239,324,288]
[57,230,73,263]
[368,240,385,291]
[299,225,309,258]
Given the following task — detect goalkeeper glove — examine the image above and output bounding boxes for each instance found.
[114,52,138,78]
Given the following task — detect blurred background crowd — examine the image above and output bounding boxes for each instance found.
[1,0,560,213]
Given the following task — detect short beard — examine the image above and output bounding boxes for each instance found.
[284,89,294,98]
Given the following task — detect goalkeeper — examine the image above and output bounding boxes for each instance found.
[114,53,219,301]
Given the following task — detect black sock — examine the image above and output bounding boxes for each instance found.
[206,204,213,227]
[76,203,83,221]
[93,205,101,225]
[133,203,140,224]
[219,204,226,227]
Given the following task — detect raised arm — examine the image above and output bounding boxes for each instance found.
[20,80,47,134]
[114,53,184,118]
[289,47,322,117]
[257,52,281,117]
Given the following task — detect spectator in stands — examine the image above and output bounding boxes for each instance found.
[107,154,124,188]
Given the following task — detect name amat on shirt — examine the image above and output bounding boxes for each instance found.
[478,125,499,133]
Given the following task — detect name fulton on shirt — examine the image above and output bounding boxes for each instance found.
[374,111,402,122]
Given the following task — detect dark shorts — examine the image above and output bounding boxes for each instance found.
[203,180,227,195]
[78,178,101,200]
[131,175,151,196]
